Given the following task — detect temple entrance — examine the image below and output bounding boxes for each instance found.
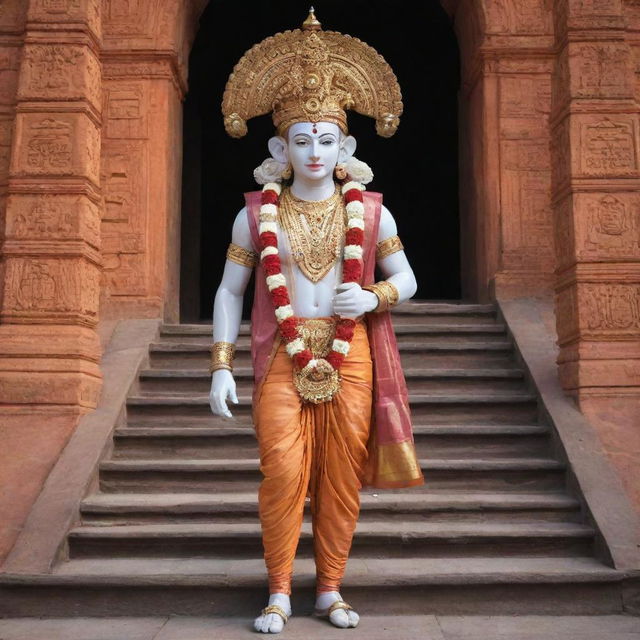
[180,1,461,322]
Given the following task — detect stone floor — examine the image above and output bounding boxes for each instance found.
[0,615,638,639]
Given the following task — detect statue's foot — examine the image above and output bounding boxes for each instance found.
[314,591,359,628]
[254,593,291,634]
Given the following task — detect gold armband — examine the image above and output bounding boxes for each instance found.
[376,234,404,260]
[362,280,400,313]
[210,341,236,374]
[226,242,258,268]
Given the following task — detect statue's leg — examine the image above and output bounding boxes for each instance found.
[253,342,310,633]
[311,321,372,628]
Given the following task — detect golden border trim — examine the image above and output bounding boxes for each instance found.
[376,234,404,260]
[227,242,258,268]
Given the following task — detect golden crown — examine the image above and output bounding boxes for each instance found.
[222,8,403,139]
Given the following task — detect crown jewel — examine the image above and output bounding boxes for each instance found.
[222,8,403,139]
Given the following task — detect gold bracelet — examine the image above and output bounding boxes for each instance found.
[210,341,236,374]
[226,242,258,268]
[376,234,404,260]
[362,280,400,313]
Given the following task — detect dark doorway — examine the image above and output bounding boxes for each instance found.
[181,1,461,322]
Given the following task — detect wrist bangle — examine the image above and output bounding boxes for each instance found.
[362,280,400,313]
[210,341,236,374]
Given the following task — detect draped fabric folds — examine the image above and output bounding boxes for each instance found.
[245,188,424,490]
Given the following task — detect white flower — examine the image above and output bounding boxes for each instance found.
[345,157,374,184]
[344,245,363,260]
[346,200,365,216]
[342,180,365,194]
[348,218,365,230]
[275,305,294,321]
[260,246,278,259]
[259,221,277,235]
[266,274,286,290]
[286,338,305,356]
[332,339,350,355]
[264,182,282,196]
[260,203,277,216]
[254,159,288,185]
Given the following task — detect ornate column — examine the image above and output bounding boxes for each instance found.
[551,0,640,501]
[453,0,556,301]
[0,0,102,559]
[0,0,103,414]
[99,0,205,323]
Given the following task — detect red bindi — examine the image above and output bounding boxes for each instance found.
[312,123,318,134]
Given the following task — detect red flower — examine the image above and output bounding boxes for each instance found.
[262,190,279,205]
[342,258,362,283]
[344,189,363,204]
[279,316,299,340]
[335,319,355,341]
[345,227,364,246]
[327,351,345,369]
[260,231,278,249]
[271,286,290,308]
[294,349,313,369]
[263,254,281,276]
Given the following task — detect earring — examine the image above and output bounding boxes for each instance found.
[281,162,292,180]
[334,163,347,181]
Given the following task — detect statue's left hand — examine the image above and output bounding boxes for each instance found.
[333,282,378,318]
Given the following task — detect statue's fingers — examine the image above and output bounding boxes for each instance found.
[230,388,239,404]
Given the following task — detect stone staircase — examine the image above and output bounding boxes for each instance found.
[25,301,625,616]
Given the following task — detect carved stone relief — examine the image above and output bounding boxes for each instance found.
[19,45,102,109]
[570,44,632,99]
[580,117,638,176]
[582,284,640,333]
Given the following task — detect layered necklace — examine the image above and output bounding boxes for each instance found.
[258,180,366,403]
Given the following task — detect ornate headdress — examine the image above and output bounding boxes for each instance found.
[222,7,403,139]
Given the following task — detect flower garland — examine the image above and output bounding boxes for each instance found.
[258,180,366,390]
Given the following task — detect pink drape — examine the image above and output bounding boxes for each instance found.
[245,188,424,489]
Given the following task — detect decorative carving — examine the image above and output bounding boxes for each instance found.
[7,195,100,248]
[579,195,640,258]
[582,284,640,332]
[3,257,99,318]
[103,253,147,296]
[26,117,73,172]
[101,141,145,224]
[500,76,551,118]
[485,0,553,34]
[581,117,638,175]
[104,83,147,139]
[570,44,631,99]
[103,0,155,38]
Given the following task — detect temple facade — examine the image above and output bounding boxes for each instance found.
[0,0,639,567]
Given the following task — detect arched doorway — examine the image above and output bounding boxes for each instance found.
[180,1,461,322]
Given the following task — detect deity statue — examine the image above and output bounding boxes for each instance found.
[209,8,424,633]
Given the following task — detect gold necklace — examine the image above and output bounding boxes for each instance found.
[278,185,346,283]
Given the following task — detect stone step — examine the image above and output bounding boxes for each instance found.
[79,491,582,526]
[124,393,540,426]
[138,367,529,395]
[111,424,551,460]
[0,557,623,616]
[67,520,596,560]
[148,340,517,369]
[159,322,510,344]
[98,457,566,493]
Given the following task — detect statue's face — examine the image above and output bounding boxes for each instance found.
[286,121,342,182]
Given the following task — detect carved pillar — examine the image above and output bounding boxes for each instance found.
[551,0,640,502]
[99,0,202,323]
[454,0,556,301]
[0,0,103,413]
[0,0,102,560]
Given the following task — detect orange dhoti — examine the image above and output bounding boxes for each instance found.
[254,318,372,596]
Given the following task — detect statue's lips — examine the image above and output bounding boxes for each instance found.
[306,164,324,169]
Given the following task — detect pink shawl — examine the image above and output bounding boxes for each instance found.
[245,189,424,489]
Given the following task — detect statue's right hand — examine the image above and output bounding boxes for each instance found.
[209,369,238,418]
